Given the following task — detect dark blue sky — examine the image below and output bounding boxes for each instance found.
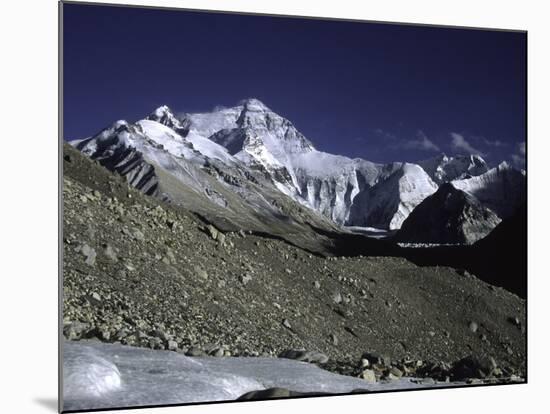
[63,2,526,166]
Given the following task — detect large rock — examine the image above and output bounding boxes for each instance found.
[278,349,329,364]
[79,244,96,266]
[237,387,329,401]
[450,355,498,380]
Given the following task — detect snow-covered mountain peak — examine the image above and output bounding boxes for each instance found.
[70,98,526,235]
[147,105,190,136]
[496,160,510,170]
[239,98,271,112]
[418,153,489,184]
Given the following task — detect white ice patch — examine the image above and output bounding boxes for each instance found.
[63,341,464,412]
[63,346,122,399]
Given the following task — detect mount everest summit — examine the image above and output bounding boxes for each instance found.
[71,98,526,244]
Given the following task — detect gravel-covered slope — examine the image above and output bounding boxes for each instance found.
[62,144,526,380]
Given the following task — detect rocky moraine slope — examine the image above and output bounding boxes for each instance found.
[63,143,526,385]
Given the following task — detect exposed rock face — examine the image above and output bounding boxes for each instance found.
[396,183,502,244]
[349,164,438,230]
[418,154,489,184]
[452,162,526,219]
[147,105,190,137]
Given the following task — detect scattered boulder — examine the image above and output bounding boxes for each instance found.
[361,352,391,367]
[240,273,252,285]
[63,321,91,340]
[79,244,96,266]
[278,349,329,364]
[133,229,145,241]
[194,266,208,280]
[508,316,521,328]
[185,346,204,357]
[209,347,225,357]
[389,366,403,378]
[469,321,479,333]
[360,369,377,383]
[237,387,328,401]
[206,225,218,240]
[102,244,118,262]
[450,355,498,380]
[332,292,343,304]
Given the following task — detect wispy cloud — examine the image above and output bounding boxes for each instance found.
[450,132,485,155]
[402,130,440,152]
[373,128,398,141]
[376,128,440,153]
[482,137,508,147]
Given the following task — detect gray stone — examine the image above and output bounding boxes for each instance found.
[278,349,329,364]
[194,266,208,280]
[133,229,145,241]
[469,321,478,333]
[81,244,96,266]
[451,355,498,380]
[153,329,171,342]
[361,352,391,366]
[314,280,321,289]
[163,248,176,265]
[361,369,377,383]
[237,387,292,400]
[206,225,218,240]
[282,319,292,329]
[240,273,252,285]
[210,347,225,357]
[185,346,204,357]
[386,372,401,381]
[63,321,90,340]
[390,367,403,378]
[103,244,118,262]
[114,328,129,341]
[167,340,178,351]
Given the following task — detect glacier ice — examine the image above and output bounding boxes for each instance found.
[62,341,458,411]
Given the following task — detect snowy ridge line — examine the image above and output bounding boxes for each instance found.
[71,98,526,232]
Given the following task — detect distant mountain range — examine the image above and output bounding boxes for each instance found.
[71,98,526,245]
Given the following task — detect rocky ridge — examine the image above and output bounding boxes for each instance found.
[396,183,502,244]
